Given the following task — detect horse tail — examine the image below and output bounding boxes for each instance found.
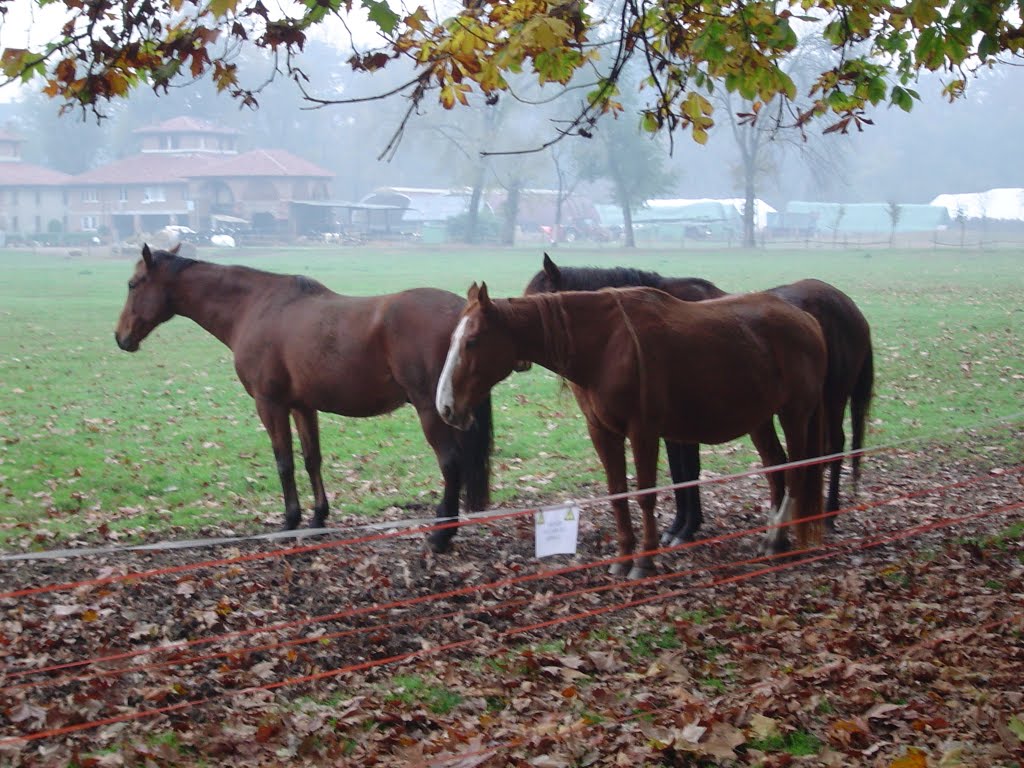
[461,395,493,511]
[849,339,874,495]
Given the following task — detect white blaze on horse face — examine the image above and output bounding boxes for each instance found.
[436,316,469,424]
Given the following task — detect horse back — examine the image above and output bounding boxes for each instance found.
[589,288,827,444]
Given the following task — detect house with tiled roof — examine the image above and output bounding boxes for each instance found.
[0,131,72,244]
[63,117,334,240]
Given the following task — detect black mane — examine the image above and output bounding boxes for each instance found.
[556,265,671,291]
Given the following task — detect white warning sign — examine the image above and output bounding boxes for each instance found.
[534,504,581,558]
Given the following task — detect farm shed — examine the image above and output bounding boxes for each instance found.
[929,188,1024,221]
[784,201,952,234]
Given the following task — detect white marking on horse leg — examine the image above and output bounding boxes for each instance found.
[763,492,792,552]
[435,316,469,422]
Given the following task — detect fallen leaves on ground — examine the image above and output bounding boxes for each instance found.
[1,441,1023,767]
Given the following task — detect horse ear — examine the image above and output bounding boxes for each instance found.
[142,243,153,268]
[477,282,493,310]
[169,243,181,255]
[542,252,561,284]
[467,282,480,303]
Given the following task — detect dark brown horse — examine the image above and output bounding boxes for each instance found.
[437,283,827,577]
[525,254,873,544]
[115,244,492,552]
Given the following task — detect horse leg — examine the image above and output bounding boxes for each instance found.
[628,433,661,579]
[255,398,302,530]
[661,441,702,546]
[749,420,787,524]
[677,442,703,543]
[417,409,462,554]
[823,395,846,532]
[769,405,825,554]
[292,406,329,527]
[586,422,632,577]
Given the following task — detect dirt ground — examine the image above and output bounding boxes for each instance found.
[1,437,1023,767]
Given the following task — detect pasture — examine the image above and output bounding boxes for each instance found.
[1,245,1022,767]
[0,245,1020,548]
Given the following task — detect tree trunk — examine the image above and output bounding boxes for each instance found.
[465,163,487,244]
[742,177,756,247]
[501,180,521,246]
[607,140,636,248]
[741,149,757,248]
[622,204,636,248]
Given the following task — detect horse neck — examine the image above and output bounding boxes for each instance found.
[171,262,259,348]
[504,293,604,385]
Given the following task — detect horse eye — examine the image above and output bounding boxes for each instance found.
[465,336,478,350]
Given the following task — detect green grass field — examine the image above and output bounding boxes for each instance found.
[0,244,1021,549]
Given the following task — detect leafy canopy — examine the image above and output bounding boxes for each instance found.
[1,0,1021,143]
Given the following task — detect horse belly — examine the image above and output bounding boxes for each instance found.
[296,369,407,417]
[657,369,782,446]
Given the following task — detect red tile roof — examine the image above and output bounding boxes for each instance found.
[133,117,239,135]
[188,149,332,179]
[68,153,220,185]
[0,161,72,186]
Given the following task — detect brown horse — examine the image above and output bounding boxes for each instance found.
[437,283,827,577]
[115,244,492,552]
[525,254,873,544]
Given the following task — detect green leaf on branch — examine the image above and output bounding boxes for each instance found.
[364,0,401,34]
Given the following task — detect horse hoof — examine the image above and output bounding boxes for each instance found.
[626,565,655,580]
[425,533,453,554]
[760,538,791,557]
[308,518,327,529]
[608,562,631,577]
[670,533,695,547]
[659,531,675,547]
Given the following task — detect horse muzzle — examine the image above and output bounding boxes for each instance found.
[438,404,473,431]
[115,331,139,352]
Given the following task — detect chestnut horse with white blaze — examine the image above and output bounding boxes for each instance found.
[115,244,492,552]
[524,254,874,545]
[437,283,827,578]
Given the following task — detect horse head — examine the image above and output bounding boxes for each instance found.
[436,282,519,430]
[522,252,562,296]
[515,252,565,372]
[114,243,182,352]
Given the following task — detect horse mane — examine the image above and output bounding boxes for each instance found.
[507,292,573,373]
[547,264,721,296]
[150,248,198,275]
[294,275,327,294]
[150,248,328,295]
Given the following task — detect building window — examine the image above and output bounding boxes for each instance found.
[160,135,180,150]
[142,186,167,203]
[35,190,41,206]
[119,187,128,202]
[81,189,98,203]
[11,215,18,232]
[35,215,41,233]
[81,215,98,230]
[11,190,18,205]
